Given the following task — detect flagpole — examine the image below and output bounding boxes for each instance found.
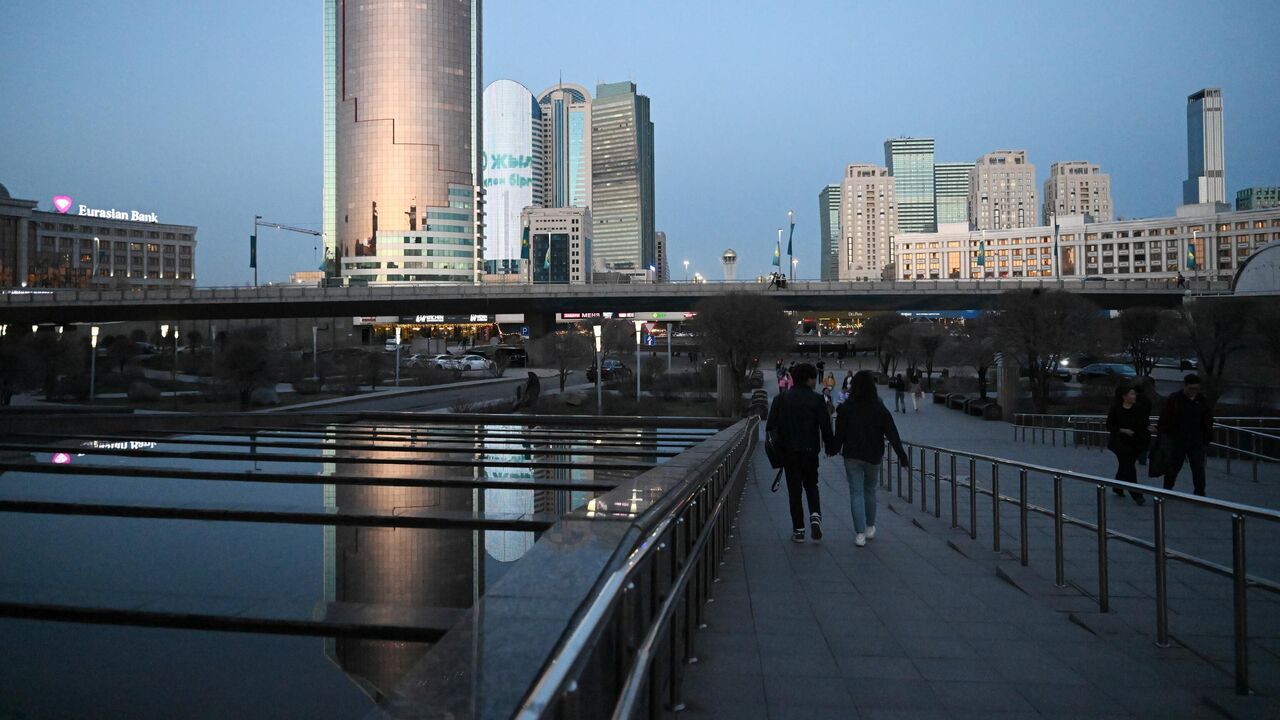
[787,210,795,281]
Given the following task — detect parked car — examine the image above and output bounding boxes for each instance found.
[1155,356,1199,371]
[1075,363,1137,382]
[443,354,494,372]
[586,359,632,382]
[384,339,401,353]
[472,345,528,368]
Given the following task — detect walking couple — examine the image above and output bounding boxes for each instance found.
[766,364,910,547]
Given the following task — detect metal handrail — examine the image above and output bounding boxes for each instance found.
[884,440,1280,695]
[517,418,757,719]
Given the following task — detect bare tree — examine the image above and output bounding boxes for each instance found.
[527,329,594,392]
[688,292,793,398]
[992,289,1103,413]
[858,313,909,376]
[1168,297,1254,403]
[600,318,634,363]
[915,324,945,390]
[1117,306,1172,378]
[215,327,279,410]
[944,316,998,399]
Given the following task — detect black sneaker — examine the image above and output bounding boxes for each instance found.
[1133,493,1146,506]
[1112,487,1125,497]
[810,513,823,541]
[792,529,806,543]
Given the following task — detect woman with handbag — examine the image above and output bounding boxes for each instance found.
[1107,383,1148,505]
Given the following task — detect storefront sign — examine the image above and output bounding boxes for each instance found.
[400,314,493,325]
[54,195,158,222]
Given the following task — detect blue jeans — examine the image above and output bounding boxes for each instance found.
[843,457,879,533]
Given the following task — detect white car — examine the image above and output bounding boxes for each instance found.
[444,354,494,372]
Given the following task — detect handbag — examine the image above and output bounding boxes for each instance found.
[1147,434,1171,478]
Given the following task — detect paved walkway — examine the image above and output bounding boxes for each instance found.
[680,384,1280,719]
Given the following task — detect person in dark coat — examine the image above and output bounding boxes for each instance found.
[1107,383,1148,505]
[828,371,910,547]
[1156,374,1213,496]
[766,362,835,543]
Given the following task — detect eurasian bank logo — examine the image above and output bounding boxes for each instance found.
[53,195,73,214]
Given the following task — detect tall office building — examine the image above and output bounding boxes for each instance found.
[1183,88,1225,206]
[654,230,669,281]
[884,138,936,233]
[1043,161,1113,224]
[322,0,338,275]
[483,79,543,275]
[329,0,484,284]
[537,84,593,209]
[933,162,973,225]
[521,207,591,284]
[970,150,1037,230]
[1236,187,1280,211]
[818,184,841,280]
[591,81,655,270]
[837,164,897,281]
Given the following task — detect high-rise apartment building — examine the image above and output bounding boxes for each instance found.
[933,163,973,226]
[329,0,483,284]
[1183,88,1225,206]
[655,230,669,281]
[1237,187,1280,211]
[970,150,1037,230]
[537,84,593,209]
[483,79,543,275]
[818,184,840,280]
[591,81,655,270]
[1043,161,1113,224]
[837,164,897,281]
[884,138,936,233]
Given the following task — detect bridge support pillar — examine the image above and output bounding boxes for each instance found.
[997,356,1020,420]
[524,312,558,340]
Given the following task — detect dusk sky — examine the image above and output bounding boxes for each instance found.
[2,0,1278,286]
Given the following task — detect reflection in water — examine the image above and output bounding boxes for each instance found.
[323,425,481,701]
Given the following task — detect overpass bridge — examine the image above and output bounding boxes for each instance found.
[0,278,1215,326]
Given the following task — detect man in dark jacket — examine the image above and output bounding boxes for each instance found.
[1157,374,1213,496]
[829,371,910,546]
[766,362,835,542]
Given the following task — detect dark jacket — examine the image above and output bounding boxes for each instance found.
[1106,403,1150,453]
[766,386,835,454]
[1157,390,1213,446]
[831,397,909,465]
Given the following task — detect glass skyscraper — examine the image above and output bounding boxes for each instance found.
[537,84,592,209]
[591,81,654,270]
[885,138,936,233]
[818,184,840,280]
[327,0,484,284]
[322,0,338,276]
[483,79,542,274]
[1183,88,1225,206]
[934,162,973,225]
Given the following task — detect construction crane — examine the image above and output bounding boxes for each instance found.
[252,215,323,286]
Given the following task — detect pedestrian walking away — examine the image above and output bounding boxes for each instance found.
[1107,383,1148,505]
[775,358,784,380]
[766,363,835,543]
[829,371,910,547]
[822,372,836,393]
[777,370,794,393]
[891,373,907,413]
[909,370,923,412]
[1156,374,1213,496]
[841,370,855,394]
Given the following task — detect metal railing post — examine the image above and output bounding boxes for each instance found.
[1232,514,1250,695]
[991,464,1001,552]
[896,452,903,498]
[919,447,927,512]
[933,451,941,519]
[1019,468,1029,566]
[906,450,913,504]
[1053,475,1065,587]
[1096,485,1110,613]
[969,457,977,540]
[949,455,958,528]
[1154,498,1170,648]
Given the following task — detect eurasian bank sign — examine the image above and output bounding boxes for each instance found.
[52,195,159,223]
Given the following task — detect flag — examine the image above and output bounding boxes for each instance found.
[1186,242,1197,270]
[520,226,529,260]
[786,221,795,256]
[772,241,781,267]
[976,237,985,267]
[544,238,552,270]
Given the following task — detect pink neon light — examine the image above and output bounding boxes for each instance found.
[53,196,73,214]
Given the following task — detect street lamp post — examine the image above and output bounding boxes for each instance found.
[683,260,689,283]
[172,326,180,409]
[89,326,99,402]
[394,326,401,387]
[787,209,794,281]
[634,320,643,401]
[1190,229,1199,287]
[791,257,798,280]
[312,326,319,381]
[666,322,672,372]
[593,325,603,415]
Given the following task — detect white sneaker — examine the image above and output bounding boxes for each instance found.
[866,525,876,540]
[855,533,867,547]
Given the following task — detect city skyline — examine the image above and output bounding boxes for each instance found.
[1,0,1278,286]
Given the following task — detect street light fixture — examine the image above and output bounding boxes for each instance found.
[394,326,402,387]
[634,320,643,401]
[90,326,99,402]
[683,259,689,282]
[593,325,603,415]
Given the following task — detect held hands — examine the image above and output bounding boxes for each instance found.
[1120,429,1135,437]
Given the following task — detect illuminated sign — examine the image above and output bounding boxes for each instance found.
[399,314,493,324]
[55,195,158,223]
[482,80,536,263]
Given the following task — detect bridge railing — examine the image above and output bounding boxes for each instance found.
[517,418,757,719]
[885,439,1280,695]
[1012,413,1280,481]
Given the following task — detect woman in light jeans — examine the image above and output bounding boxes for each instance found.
[828,371,911,546]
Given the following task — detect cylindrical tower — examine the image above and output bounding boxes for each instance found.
[336,0,483,282]
[721,248,738,281]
